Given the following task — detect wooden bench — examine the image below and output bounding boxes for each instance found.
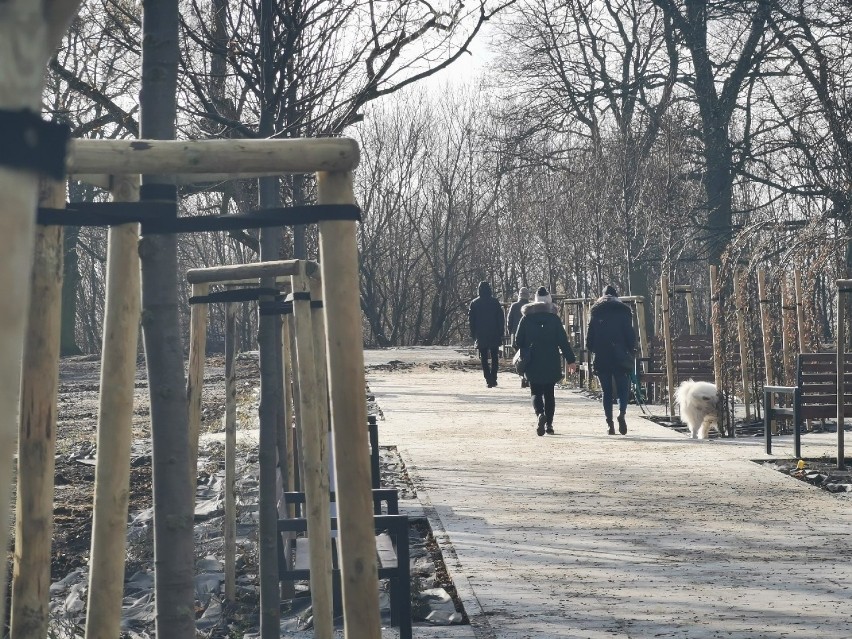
[764,352,852,457]
[639,335,715,400]
[277,490,411,639]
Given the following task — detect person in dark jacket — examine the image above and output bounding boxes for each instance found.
[515,287,577,435]
[586,285,636,435]
[507,287,531,388]
[469,281,505,388]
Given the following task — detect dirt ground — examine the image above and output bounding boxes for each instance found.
[6,351,467,635]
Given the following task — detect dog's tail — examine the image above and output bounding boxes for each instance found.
[673,379,695,407]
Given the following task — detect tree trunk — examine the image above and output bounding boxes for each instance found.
[60,224,82,355]
[257,0,283,631]
[139,2,196,637]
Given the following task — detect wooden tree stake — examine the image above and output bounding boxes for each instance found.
[781,277,796,384]
[187,282,209,502]
[733,270,751,422]
[757,270,777,435]
[85,175,142,639]
[661,275,676,417]
[836,281,849,471]
[291,267,334,639]
[317,171,382,639]
[709,266,724,429]
[224,301,238,601]
[684,288,697,335]
[11,180,65,638]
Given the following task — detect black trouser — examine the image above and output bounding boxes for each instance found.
[530,383,556,425]
[596,369,630,421]
[478,347,499,383]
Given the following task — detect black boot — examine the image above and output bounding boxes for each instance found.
[607,419,615,435]
[618,413,627,435]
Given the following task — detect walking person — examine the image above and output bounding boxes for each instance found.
[586,285,636,435]
[515,287,577,436]
[469,280,505,388]
[507,287,531,388]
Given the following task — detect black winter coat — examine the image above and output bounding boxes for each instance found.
[468,282,505,349]
[585,296,636,373]
[506,298,528,337]
[515,302,575,385]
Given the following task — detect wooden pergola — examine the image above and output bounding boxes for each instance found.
[7,138,382,639]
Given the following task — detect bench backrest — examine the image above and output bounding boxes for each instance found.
[797,352,852,418]
[647,334,715,383]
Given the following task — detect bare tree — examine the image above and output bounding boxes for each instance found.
[652,0,777,265]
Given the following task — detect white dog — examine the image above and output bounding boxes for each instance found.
[675,379,720,439]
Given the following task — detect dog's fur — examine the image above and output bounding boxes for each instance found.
[675,380,719,439]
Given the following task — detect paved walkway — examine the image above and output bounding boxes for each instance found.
[367,355,852,639]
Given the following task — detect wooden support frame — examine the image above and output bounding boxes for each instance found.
[85,175,142,639]
[4,137,374,639]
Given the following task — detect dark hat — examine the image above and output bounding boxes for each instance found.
[535,287,551,304]
[604,285,618,296]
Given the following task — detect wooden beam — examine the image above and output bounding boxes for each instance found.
[85,175,142,639]
[757,270,778,435]
[635,296,649,360]
[733,270,751,422]
[316,171,381,639]
[710,266,724,408]
[186,282,208,506]
[781,277,796,385]
[836,282,847,470]
[11,180,65,638]
[186,259,319,285]
[290,266,334,639]
[224,302,238,601]
[661,274,676,418]
[67,138,360,175]
[794,269,807,353]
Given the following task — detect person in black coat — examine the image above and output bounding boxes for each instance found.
[586,285,636,435]
[506,287,531,388]
[469,281,505,388]
[515,287,577,435]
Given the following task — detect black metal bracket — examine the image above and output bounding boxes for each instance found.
[0,109,70,180]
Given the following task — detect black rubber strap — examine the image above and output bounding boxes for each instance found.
[259,300,293,316]
[37,202,360,232]
[38,202,172,227]
[189,288,281,305]
[0,109,70,179]
[140,184,178,201]
[290,292,311,301]
[310,300,323,309]
[141,204,361,234]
